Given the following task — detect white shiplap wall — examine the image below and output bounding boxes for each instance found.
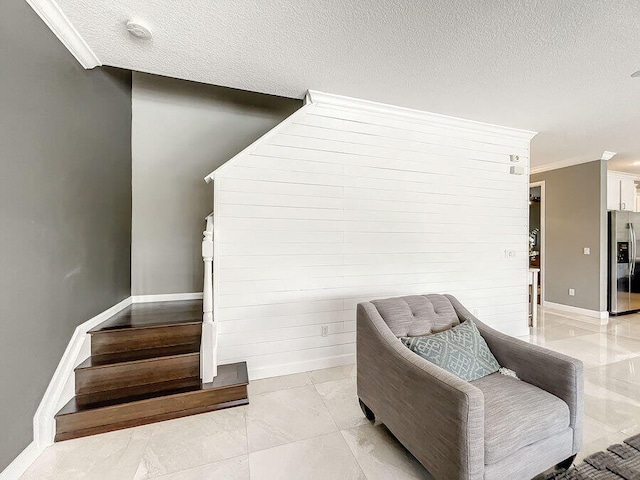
[208,91,536,380]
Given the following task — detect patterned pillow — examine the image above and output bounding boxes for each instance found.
[401,320,500,382]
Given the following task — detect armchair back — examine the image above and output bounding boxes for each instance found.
[371,294,460,337]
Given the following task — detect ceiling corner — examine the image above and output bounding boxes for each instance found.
[26,0,101,69]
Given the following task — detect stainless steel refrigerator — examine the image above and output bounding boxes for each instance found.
[609,210,640,314]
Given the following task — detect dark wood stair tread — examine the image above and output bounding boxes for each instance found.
[89,300,203,333]
[55,398,248,442]
[59,362,248,415]
[61,381,203,413]
[77,345,200,368]
[74,377,202,407]
[90,322,201,356]
[75,352,200,397]
[55,362,249,442]
[55,300,249,443]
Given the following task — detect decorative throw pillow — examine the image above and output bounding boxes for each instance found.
[401,320,500,382]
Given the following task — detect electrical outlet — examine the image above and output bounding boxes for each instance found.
[583,247,590,255]
[321,325,329,337]
[504,249,516,259]
[568,288,575,296]
[510,155,520,163]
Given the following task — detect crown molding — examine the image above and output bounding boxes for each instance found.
[26,0,101,69]
[305,90,538,141]
[608,170,640,179]
[530,157,605,175]
[205,90,538,183]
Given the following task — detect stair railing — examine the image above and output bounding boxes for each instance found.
[201,213,216,382]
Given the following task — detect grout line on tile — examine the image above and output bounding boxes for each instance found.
[244,406,251,479]
[313,382,342,433]
[149,454,249,480]
[339,427,371,479]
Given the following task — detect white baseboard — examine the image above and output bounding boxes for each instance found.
[31,294,203,449]
[543,301,609,325]
[4,292,207,479]
[0,442,40,480]
[32,297,132,451]
[3,298,133,479]
[132,292,203,303]
[248,353,355,381]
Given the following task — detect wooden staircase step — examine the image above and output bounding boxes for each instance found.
[56,362,249,442]
[88,300,203,332]
[90,323,201,356]
[81,344,200,367]
[75,351,200,397]
[75,377,202,407]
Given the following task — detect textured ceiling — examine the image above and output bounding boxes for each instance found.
[54,0,640,171]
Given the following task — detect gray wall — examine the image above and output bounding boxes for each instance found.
[531,161,607,312]
[0,0,132,470]
[132,73,301,295]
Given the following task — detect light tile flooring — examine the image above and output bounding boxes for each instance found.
[20,307,640,480]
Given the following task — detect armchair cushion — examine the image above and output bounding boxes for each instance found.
[471,372,571,464]
[401,319,500,381]
[371,294,459,337]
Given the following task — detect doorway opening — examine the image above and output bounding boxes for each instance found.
[529,182,545,325]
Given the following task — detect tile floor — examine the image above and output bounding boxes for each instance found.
[19,307,640,480]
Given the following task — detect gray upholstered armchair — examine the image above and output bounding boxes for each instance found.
[357,294,583,480]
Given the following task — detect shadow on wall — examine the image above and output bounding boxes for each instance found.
[0,0,132,471]
[131,72,302,297]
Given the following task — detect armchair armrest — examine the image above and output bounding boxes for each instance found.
[446,295,584,454]
[357,302,485,480]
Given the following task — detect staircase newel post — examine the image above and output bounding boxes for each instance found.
[201,214,216,383]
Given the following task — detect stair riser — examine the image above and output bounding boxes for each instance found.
[75,354,200,396]
[90,324,201,356]
[75,377,202,407]
[56,385,248,441]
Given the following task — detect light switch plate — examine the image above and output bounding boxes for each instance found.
[569,288,575,296]
[584,247,590,255]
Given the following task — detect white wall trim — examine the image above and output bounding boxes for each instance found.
[32,297,132,452]
[249,354,355,381]
[25,0,101,69]
[305,90,538,141]
[543,301,609,324]
[531,157,605,175]
[608,170,640,179]
[205,90,538,182]
[4,292,207,478]
[131,292,203,303]
[0,442,40,480]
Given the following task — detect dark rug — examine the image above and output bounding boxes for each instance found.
[543,434,640,480]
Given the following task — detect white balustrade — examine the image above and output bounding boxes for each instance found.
[201,213,216,382]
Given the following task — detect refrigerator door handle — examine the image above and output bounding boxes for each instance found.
[631,223,636,277]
